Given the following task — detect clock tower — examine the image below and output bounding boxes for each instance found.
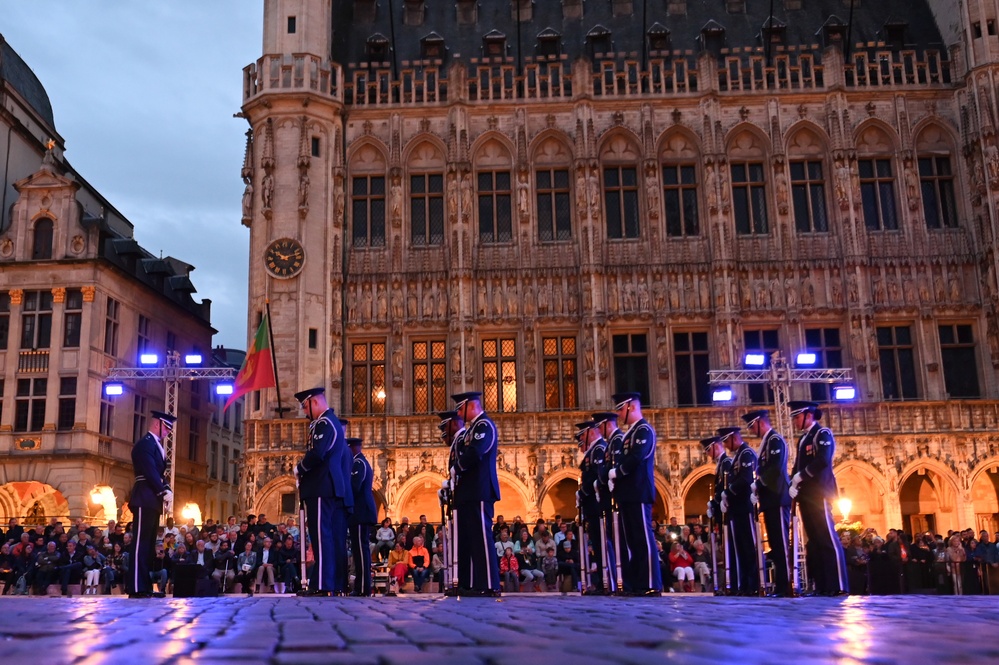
[240,0,343,418]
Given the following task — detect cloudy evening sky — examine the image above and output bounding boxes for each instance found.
[2,2,263,349]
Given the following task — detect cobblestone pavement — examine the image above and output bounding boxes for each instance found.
[0,594,994,664]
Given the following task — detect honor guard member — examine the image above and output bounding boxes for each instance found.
[294,387,354,597]
[127,410,175,598]
[606,393,663,596]
[591,412,621,593]
[704,435,734,592]
[717,426,760,595]
[451,392,501,596]
[743,410,792,596]
[575,421,608,594]
[348,437,376,596]
[788,401,849,596]
[436,411,463,506]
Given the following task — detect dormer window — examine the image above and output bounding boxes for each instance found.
[366,33,390,64]
[586,25,613,58]
[483,29,507,58]
[817,15,848,49]
[699,20,726,56]
[421,32,446,60]
[879,18,908,50]
[647,22,671,53]
[760,16,786,47]
[536,27,562,58]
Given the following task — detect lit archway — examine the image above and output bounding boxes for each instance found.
[0,481,70,527]
[394,473,447,523]
[682,474,713,524]
[539,472,578,521]
[970,465,999,534]
[834,461,890,535]
[898,463,960,536]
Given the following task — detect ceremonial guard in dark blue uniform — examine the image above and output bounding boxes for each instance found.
[348,437,376,596]
[575,421,609,594]
[788,401,848,596]
[127,410,175,598]
[436,410,464,595]
[594,411,624,593]
[743,409,792,596]
[701,436,737,591]
[451,392,501,596]
[718,426,760,595]
[607,393,663,596]
[294,387,353,596]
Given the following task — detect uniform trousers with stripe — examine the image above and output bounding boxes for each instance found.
[730,510,759,594]
[304,496,348,593]
[584,512,607,591]
[799,495,848,594]
[455,500,500,592]
[723,519,738,591]
[349,522,372,595]
[128,504,160,595]
[610,505,631,592]
[619,502,663,593]
[762,505,791,595]
[601,514,619,593]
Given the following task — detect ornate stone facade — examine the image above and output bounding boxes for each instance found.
[241,0,999,536]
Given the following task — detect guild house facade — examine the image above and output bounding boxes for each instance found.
[239,0,999,537]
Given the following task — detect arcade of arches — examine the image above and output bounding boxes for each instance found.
[0,481,70,524]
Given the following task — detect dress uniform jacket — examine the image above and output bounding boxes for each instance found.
[600,429,625,502]
[454,413,500,504]
[727,443,758,515]
[130,432,168,509]
[710,455,733,519]
[757,429,791,510]
[792,423,838,502]
[349,453,377,525]
[299,409,353,509]
[615,419,656,505]
[579,439,607,517]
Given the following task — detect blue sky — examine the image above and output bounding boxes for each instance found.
[2,2,263,349]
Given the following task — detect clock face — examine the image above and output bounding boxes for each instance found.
[265,238,305,278]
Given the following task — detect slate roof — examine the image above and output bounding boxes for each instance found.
[0,35,55,130]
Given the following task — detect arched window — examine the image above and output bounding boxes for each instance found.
[601,134,642,239]
[659,131,701,237]
[407,141,446,246]
[728,131,769,235]
[474,139,514,243]
[787,128,830,233]
[349,143,388,248]
[533,137,573,242]
[915,125,959,230]
[32,218,53,260]
[856,125,899,231]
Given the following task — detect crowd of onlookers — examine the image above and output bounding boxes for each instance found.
[3,514,995,597]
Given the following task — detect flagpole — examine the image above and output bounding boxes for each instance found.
[265,299,284,419]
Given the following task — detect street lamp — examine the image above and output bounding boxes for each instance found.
[181,502,202,525]
[837,496,853,524]
[105,350,236,520]
[89,485,118,521]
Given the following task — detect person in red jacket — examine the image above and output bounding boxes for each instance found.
[499,546,520,592]
[668,541,696,592]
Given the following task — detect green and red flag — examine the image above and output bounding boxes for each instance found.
[225,315,276,411]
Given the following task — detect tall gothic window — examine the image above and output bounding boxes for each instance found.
[662,164,699,237]
[859,159,899,230]
[15,377,46,432]
[878,325,917,399]
[604,166,640,238]
[21,290,53,350]
[612,333,649,405]
[352,341,387,414]
[103,297,120,356]
[939,324,979,398]
[352,175,387,247]
[412,340,447,413]
[919,157,958,229]
[63,289,82,348]
[673,331,710,406]
[482,338,517,412]
[536,169,571,241]
[410,173,445,246]
[790,160,828,232]
[477,170,513,243]
[542,336,577,409]
[731,162,768,234]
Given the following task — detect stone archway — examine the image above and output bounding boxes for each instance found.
[394,473,447,523]
[970,464,999,534]
[898,463,961,536]
[0,481,70,528]
[682,473,713,525]
[254,475,297,523]
[539,470,579,521]
[834,461,890,535]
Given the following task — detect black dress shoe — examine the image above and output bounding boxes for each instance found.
[151,592,166,599]
[640,589,662,597]
[443,587,460,597]
[128,592,152,599]
[296,589,332,597]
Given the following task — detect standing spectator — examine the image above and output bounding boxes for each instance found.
[255,537,277,592]
[668,541,695,592]
[374,519,396,563]
[517,546,545,591]
[256,514,275,540]
[235,541,258,595]
[275,535,301,593]
[212,540,237,593]
[499,546,520,592]
[408,536,431,592]
[946,535,967,595]
[846,536,869,595]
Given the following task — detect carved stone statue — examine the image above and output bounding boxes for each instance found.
[376,284,388,321]
[241,183,253,220]
[656,335,670,377]
[390,176,403,222]
[583,334,595,376]
[392,345,404,386]
[261,172,274,209]
[451,341,462,383]
[298,172,310,209]
[391,286,404,320]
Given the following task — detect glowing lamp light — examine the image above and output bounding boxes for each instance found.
[744,353,766,367]
[833,385,857,401]
[796,352,817,366]
[104,382,124,397]
[374,387,387,400]
[712,387,733,402]
[139,353,159,366]
[184,353,203,365]
[181,502,202,525]
[215,383,234,396]
[837,497,853,522]
[89,485,118,521]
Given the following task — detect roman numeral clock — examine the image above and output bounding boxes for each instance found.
[264,237,305,279]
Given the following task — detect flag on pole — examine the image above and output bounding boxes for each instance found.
[224,315,276,411]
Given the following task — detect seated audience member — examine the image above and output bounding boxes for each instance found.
[191,541,215,579]
[431,543,445,588]
[499,546,520,592]
[235,540,258,595]
[205,531,221,554]
[513,530,535,555]
[494,529,514,558]
[15,543,35,594]
[536,532,557,559]
[387,541,409,592]
[517,545,545,592]
[212,540,237,592]
[275,535,301,593]
[255,537,277,591]
[557,539,580,591]
[541,547,559,589]
[668,541,695,592]
[691,540,712,591]
[149,546,170,594]
[33,541,61,594]
[83,545,106,595]
[409,536,431,592]
[104,542,127,594]
[492,515,509,541]
[554,523,569,548]
[375,519,396,563]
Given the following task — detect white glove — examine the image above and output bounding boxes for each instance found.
[720,497,729,514]
[608,468,617,481]
[706,503,714,519]
[721,491,728,502]
[441,479,450,489]
[593,480,600,492]
[450,467,457,484]
[161,490,174,505]
[437,489,445,502]
[608,478,616,494]
[750,492,758,505]
[750,481,757,494]
[789,484,799,499]
[575,491,581,508]
[589,562,598,573]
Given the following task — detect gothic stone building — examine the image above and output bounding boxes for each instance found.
[0,36,225,526]
[240,0,999,537]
